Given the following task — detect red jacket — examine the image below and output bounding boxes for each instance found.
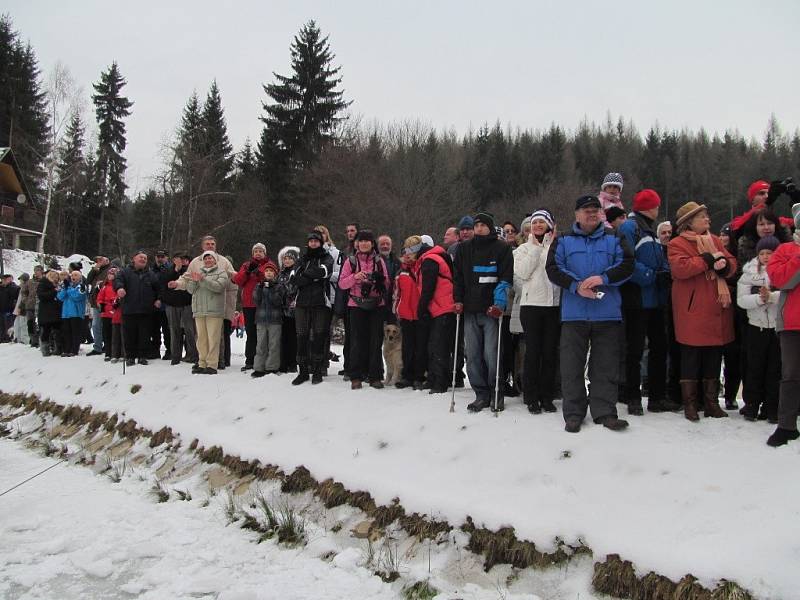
[767,241,800,332]
[96,282,117,319]
[417,246,455,318]
[668,234,736,347]
[394,266,419,321]
[232,258,269,308]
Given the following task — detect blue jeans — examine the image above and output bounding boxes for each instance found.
[91,308,103,352]
[464,312,501,401]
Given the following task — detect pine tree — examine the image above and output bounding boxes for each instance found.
[259,20,351,173]
[49,112,87,253]
[0,16,49,193]
[235,138,257,189]
[200,80,233,189]
[92,61,133,253]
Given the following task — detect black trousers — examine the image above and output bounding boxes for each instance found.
[722,308,746,400]
[40,322,60,351]
[123,313,152,359]
[623,307,667,403]
[743,324,781,417]
[243,306,258,367]
[348,307,385,381]
[111,323,122,359]
[296,306,331,367]
[63,317,83,355]
[280,316,297,371]
[343,310,352,374]
[149,311,170,357]
[520,306,560,404]
[400,319,429,383]
[428,313,455,390]
[680,345,722,380]
[102,317,113,358]
[778,331,800,430]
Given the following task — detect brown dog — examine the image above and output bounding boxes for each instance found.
[383,323,403,385]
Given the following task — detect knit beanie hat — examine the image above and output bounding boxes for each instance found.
[529,209,555,231]
[355,229,375,243]
[252,242,267,254]
[748,180,770,203]
[473,212,495,230]
[307,230,324,243]
[263,260,278,275]
[793,203,800,230]
[602,172,624,191]
[281,247,299,263]
[18,272,30,282]
[633,189,661,212]
[756,235,780,253]
[201,251,217,261]
[458,215,475,229]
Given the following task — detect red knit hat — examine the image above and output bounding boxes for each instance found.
[632,189,661,212]
[747,180,770,203]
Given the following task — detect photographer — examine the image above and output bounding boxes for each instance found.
[730,178,797,239]
[338,229,389,389]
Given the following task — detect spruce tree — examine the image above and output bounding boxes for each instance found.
[92,61,133,253]
[200,80,233,189]
[50,112,87,253]
[259,20,351,173]
[0,16,49,193]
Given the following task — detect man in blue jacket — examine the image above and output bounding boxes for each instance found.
[618,189,681,415]
[453,212,513,412]
[546,195,634,432]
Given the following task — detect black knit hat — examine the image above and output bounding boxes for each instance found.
[473,212,495,230]
[355,229,375,243]
[307,230,324,243]
[605,206,626,223]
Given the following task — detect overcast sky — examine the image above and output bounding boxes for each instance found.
[6,0,800,195]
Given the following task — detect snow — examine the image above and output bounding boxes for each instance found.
[1,248,93,279]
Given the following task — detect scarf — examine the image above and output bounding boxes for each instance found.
[681,231,731,308]
[598,191,624,219]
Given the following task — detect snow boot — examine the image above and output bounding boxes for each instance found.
[766,428,800,447]
[598,415,629,431]
[680,380,700,422]
[292,366,310,386]
[740,401,759,421]
[647,396,681,412]
[564,417,582,433]
[702,379,728,418]
[40,341,51,357]
[627,398,644,416]
[541,398,557,413]
[467,396,490,413]
[311,362,324,385]
[527,397,542,414]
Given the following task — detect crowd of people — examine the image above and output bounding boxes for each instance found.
[2,173,800,447]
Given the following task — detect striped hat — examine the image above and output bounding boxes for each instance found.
[530,209,555,231]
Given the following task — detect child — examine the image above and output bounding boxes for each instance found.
[251,261,285,377]
[56,270,88,356]
[96,269,121,362]
[737,235,781,422]
[393,236,422,389]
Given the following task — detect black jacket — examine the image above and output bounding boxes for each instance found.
[295,247,334,308]
[453,232,513,313]
[114,266,160,315]
[0,282,19,313]
[158,266,192,307]
[86,264,111,308]
[36,279,61,325]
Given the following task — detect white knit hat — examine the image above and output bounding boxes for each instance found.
[601,172,624,191]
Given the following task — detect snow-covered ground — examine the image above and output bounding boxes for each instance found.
[2,337,797,599]
[1,248,93,279]
[0,438,396,600]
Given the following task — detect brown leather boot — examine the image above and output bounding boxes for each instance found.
[680,380,700,422]
[702,379,729,418]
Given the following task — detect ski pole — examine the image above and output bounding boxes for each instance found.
[493,313,504,417]
[449,312,460,413]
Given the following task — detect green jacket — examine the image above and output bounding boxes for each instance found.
[186,267,228,318]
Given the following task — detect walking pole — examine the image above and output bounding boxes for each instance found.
[449,312,461,413]
[493,314,504,418]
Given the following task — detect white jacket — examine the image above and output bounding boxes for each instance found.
[737,257,780,330]
[513,237,560,308]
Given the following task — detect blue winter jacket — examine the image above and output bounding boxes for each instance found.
[56,281,88,319]
[545,223,634,322]
[618,213,670,309]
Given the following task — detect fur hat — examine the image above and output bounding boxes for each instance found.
[633,189,661,212]
[601,172,624,191]
[756,235,780,253]
[748,180,770,203]
[252,242,267,254]
[278,246,300,264]
[675,202,708,228]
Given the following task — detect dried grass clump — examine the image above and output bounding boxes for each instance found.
[592,554,639,598]
[149,426,174,448]
[281,466,317,493]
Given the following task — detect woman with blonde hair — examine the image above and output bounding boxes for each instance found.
[668,202,737,421]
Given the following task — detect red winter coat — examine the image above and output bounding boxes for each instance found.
[668,233,736,347]
[96,282,117,319]
[232,258,269,308]
[767,241,800,332]
[417,246,455,318]
[394,266,419,321]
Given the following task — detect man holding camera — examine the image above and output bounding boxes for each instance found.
[546,195,634,433]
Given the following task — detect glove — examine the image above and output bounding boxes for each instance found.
[247,261,259,273]
[486,305,503,319]
[452,302,464,315]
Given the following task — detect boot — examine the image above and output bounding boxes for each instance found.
[40,341,51,357]
[311,363,323,385]
[766,428,800,447]
[680,380,700,422]
[292,366,310,386]
[627,398,644,416]
[702,379,728,418]
[467,396,490,413]
[740,402,759,421]
[526,396,542,415]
